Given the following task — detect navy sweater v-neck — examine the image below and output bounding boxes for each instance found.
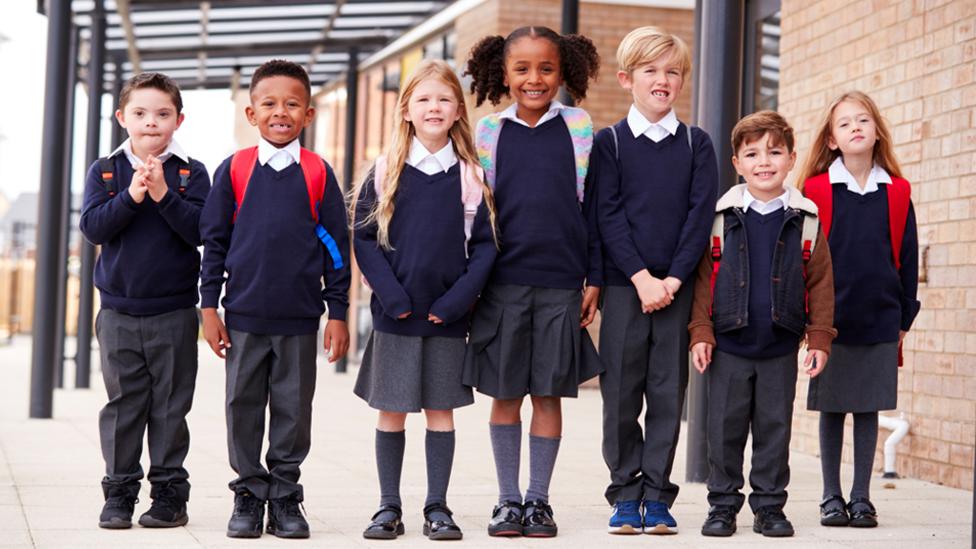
[829,185,919,344]
[199,154,350,335]
[490,115,601,290]
[593,119,718,285]
[79,154,210,316]
[354,163,497,337]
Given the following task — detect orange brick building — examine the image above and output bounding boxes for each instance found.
[296,0,976,491]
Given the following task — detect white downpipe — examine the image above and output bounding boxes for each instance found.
[878,413,910,478]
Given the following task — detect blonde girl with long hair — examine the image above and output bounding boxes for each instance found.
[800,91,920,529]
[350,59,498,541]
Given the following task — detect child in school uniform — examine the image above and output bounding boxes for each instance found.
[592,26,718,535]
[80,72,211,530]
[799,91,920,529]
[199,60,350,540]
[689,111,836,538]
[351,59,499,542]
[463,25,602,538]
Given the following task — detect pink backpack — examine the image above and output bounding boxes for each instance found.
[372,154,484,253]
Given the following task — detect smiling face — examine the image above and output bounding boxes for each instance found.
[828,99,878,158]
[403,76,461,152]
[246,75,314,147]
[503,36,563,126]
[115,88,184,159]
[733,132,797,202]
[618,50,683,123]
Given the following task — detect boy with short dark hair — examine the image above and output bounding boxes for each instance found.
[199,59,350,540]
[689,110,836,538]
[80,72,211,530]
[594,26,718,535]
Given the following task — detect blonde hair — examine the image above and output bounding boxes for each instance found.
[798,90,903,191]
[351,59,498,250]
[616,26,691,79]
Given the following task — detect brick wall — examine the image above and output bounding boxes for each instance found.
[780,0,976,490]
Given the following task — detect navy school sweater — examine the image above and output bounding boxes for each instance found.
[594,120,718,286]
[353,163,497,337]
[715,208,801,359]
[491,115,602,290]
[79,154,210,316]
[199,155,350,336]
[829,185,920,344]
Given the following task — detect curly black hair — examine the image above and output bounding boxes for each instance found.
[465,26,600,107]
[250,59,312,102]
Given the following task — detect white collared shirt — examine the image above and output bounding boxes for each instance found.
[828,156,891,195]
[743,186,790,216]
[497,99,566,128]
[258,137,301,172]
[626,106,679,143]
[407,137,457,175]
[108,138,188,168]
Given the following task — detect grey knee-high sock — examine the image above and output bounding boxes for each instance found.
[376,429,406,511]
[851,412,879,500]
[525,434,561,503]
[489,423,522,504]
[819,412,845,499]
[424,430,456,511]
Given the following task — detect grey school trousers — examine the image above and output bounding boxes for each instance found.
[706,350,798,513]
[225,329,317,501]
[599,284,692,506]
[97,307,199,500]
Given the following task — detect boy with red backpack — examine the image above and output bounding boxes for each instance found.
[199,59,350,540]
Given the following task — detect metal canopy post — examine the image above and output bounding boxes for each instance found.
[54,24,80,390]
[30,0,72,418]
[76,0,107,389]
[559,0,579,106]
[336,47,359,374]
[685,0,744,483]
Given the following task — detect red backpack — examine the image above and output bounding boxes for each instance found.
[803,172,912,365]
[229,146,344,269]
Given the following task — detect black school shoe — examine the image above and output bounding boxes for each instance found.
[422,503,463,540]
[701,505,737,537]
[522,500,558,538]
[488,501,523,537]
[226,489,265,538]
[820,495,850,527]
[752,506,794,537]
[138,483,188,528]
[99,493,138,529]
[363,505,405,540]
[267,495,310,539]
[847,498,878,528]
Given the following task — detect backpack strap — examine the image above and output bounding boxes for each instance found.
[802,173,833,238]
[708,212,725,317]
[98,157,116,197]
[799,213,820,315]
[300,147,343,269]
[887,177,912,271]
[229,146,259,223]
[610,120,693,164]
[176,158,191,196]
[559,107,593,203]
[475,114,503,190]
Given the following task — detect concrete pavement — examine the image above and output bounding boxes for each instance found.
[0,336,970,548]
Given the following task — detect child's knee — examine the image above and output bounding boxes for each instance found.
[424,409,455,431]
[530,395,561,416]
[377,411,408,431]
[490,397,524,423]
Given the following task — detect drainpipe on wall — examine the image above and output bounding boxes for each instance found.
[878,413,910,478]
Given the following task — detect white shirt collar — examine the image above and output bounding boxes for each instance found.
[258,137,301,167]
[742,186,790,215]
[108,138,188,168]
[828,156,891,195]
[626,106,679,141]
[497,99,566,128]
[407,137,457,174]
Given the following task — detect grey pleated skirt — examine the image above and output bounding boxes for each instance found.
[462,283,604,399]
[354,330,474,413]
[807,341,899,413]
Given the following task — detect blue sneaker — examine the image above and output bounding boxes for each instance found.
[642,501,677,534]
[608,500,642,534]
